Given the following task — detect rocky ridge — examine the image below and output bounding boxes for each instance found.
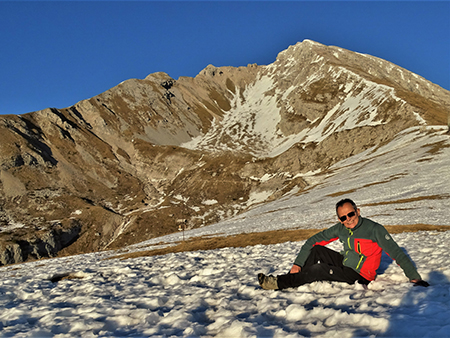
[0,40,449,265]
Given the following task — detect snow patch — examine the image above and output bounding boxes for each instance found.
[247,190,273,206]
[202,199,218,205]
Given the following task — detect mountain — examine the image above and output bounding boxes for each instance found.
[0,40,449,265]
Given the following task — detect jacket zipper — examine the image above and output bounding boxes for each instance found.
[356,241,364,269]
[347,229,353,249]
[347,229,364,270]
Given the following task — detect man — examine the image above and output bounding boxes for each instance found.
[258,198,429,290]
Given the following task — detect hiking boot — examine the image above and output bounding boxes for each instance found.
[258,273,279,290]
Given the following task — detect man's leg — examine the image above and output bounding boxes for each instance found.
[276,246,368,290]
[302,245,344,268]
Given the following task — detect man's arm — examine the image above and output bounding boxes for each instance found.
[291,225,340,271]
[374,224,425,283]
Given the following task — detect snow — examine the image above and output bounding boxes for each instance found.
[1,232,449,337]
[1,126,450,337]
[246,190,274,207]
[311,55,324,64]
[201,199,218,206]
[181,75,280,155]
[2,221,26,231]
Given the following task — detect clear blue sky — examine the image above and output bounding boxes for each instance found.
[1,1,449,115]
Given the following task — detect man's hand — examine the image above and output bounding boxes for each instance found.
[290,265,302,274]
[411,279,430,287]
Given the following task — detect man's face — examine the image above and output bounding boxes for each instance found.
[337,202,360,229]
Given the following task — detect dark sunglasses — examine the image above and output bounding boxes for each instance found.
[339,211,356,222]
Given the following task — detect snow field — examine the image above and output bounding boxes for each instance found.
[1,230,450,337]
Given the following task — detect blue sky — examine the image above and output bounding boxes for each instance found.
[1,1,449,115]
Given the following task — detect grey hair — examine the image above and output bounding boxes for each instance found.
[335,198,358,215]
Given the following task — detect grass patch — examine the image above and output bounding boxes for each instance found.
[363,195,450,206]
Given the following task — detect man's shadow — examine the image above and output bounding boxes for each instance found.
[377,248,450,338]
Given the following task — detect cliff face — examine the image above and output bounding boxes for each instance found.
[0,40,449,265]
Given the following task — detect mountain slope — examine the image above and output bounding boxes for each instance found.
[0,40,448,265]
[0,127,449,335]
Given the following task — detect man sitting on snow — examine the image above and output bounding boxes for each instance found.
[258,198,429,290]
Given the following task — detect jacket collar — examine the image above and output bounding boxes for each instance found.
[354,216,363,230]
[342,216,363,232]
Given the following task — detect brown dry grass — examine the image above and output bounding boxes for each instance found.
[110,224,449,261]
[363,195,450,206]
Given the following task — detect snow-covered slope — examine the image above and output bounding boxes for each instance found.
[1,231,449,337]
[0,125,449,337]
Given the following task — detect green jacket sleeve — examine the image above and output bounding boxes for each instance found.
[293,224,340,267]
[374,224,422,281]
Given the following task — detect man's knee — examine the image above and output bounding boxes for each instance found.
[311,245,323,252]
[302,263,332,283]
[310,245,330,261]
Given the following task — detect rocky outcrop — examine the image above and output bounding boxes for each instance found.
[0,40,449,265]
[0,221,81,265]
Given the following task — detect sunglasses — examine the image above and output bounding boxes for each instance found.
[339,211,356,222]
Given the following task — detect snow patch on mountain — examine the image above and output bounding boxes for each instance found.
[181,75,280,155]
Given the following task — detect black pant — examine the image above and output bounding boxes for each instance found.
[276,245,370,290]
